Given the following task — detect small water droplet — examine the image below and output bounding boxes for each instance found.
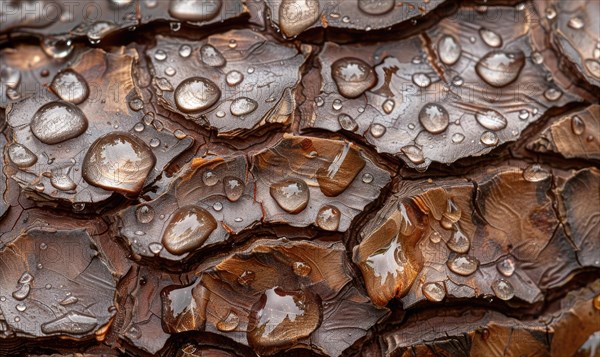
[136,205,155,224]
[438,35,462,65]
[447,255,479,276]
[447,229,470,253]
[1,66,21,89]
[161,205,218,255]
[422,282,446,302]
[226,70,244,86]
[476,50,525,87]
[15,303,27,312]
[338,113,358,131]
[531,51,544,65]
[174,77,221,113]
[382,99,395,114]
[41,38,73,59]
[419,103,449,134]
[270,179,310,214]
[452,133,465,143]
[216,110,226,118]
[230,97,258,116]
[544,88,562,101]
[212,201,223,211]
[59,295,78,305]
[412,73,431,88]
[331,57,376,98]
[87,21,116,43]
[179,44,192,58]
[568,16,584,29]
[545,7,557,20]
[523,164,550,182]
[217,310,240,332]
[129,98,144,111]
[12,284,30,301]
[165,67,176,76]
[496,257,515,277]
[202,170,219,186]
[154,49,167,61]
[247,67,255,74]
[571,115,585,135]
[370,123,386,138]
[480,131,499,146]
[452,76,464,86]
[45,284,52,289]
[476,110,507,131]
[362,173,374,183]
[315,96,324,107]
[149,138,161,148]
[332,99,343,111]
[585,59,600,79]
[316,205,341,231]
[224,177,244,202]
[50,172,77,191]
[491,279,514,300]
[228,39,237,49]
[149,242,163,255]
[401,145,425,164]
[200,44,226,67]
[31,101,88,145]
[479,28,502,48]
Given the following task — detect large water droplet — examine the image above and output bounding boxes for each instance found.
[270,179,310,214]
[7,143,37,168]
[479,28,502,48]
[41,311,98,335]
[174,77,221,113]
[476,50,525,87]
[331,57,376,98]
[523,164,550,182]
[358,0,395,15]
[50,70,90,104]
[496,257,515,277]
[480,131,498,146]
[447,255,479,276]
[422,282,446,302]
[491,279,514,300]
[216,310,239,332]
[41,38,73,59]
[230,97,258,116]
[338,113,358,131]
[279,0,320,37]
[82,132,156,194]
[200,44,226,67]
[401,145,425,164]
[447,228,470,253]
[419,103,449,134]
[571,115,585,135]
[161,205,217,255]
[438,35,461,65]
[248,287,320,353]
[30,101,88,145]
[169,0,222,21]
[224,176,244,202]
[316,205,341,231]
[136,204,155,223]
[475,109,508,131]
[226,70,244,86]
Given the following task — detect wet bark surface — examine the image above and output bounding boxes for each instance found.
[0,0,599,356]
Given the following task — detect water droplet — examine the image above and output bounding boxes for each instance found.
[224,176,244,202]
[31,101,88,145]
[545,6,556,19]
[50,172,77,191]
[544,88,562,101]
[212,201,223,211]
[174,77,221,113]
[0,296,5,302]
[447,255,479,276]
[496,257,515,277]
[585,59,600,79]
[174,129,186,139]
[200,44,226,67]
[476,50,525,87]
[217,310,239,332]
[479,28,502,48]
[491,279,514,300]
[12,284,30,301]
[238,270,255,286]
[422,282,446,302]
[452,133,465,143]
[362,173,374,183]
[73,202,85,212]
[438,35,462,65]
[401,145,425,164]
[82,132,156,194]
[270,179,310,214]
[7,144,37,168]
[248,287,320,352]
[154,49,167,61]
[315,96,324,106]
[332,99,343,111]
[15,303,26,312]
[523,164,550,182]
[129,98,144,111]
[452,76,464,86]
[412,73,431,88]
[342,16,350,23]
[169,0,222,21]
[370,123,386,138]
[179,44,192,58]
[279,0,320,37]
[568,16,584,29]
[531,51,544,65]
[419,103,449,134]
[0,66,21,89]
[41,311,99,335]
[136,205,155,224]
[165,67,176,76]
[519,109,530,120]
[571,115,585,135]
[331,57,376,98]
[358,0,395,15]
[447,229,470,253]
[480,131,498,146]
[382,99,395,114]
[149,138,161,148]
[87,21,116,43]
[475,110,507,131]
[292,261,312,277]
[226,70,244,86]
[316,205,341,231]
[202,170,218,186]
[59,295,78,305]
[228,39,237,48]
[149,242,163,255]
[161,205,218,255]
[247,67,255,74]
[230,97,258,116]
[338,113,358,131]
[216,110,226,118]
[41,38,73,59]
[45,284,52,289]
